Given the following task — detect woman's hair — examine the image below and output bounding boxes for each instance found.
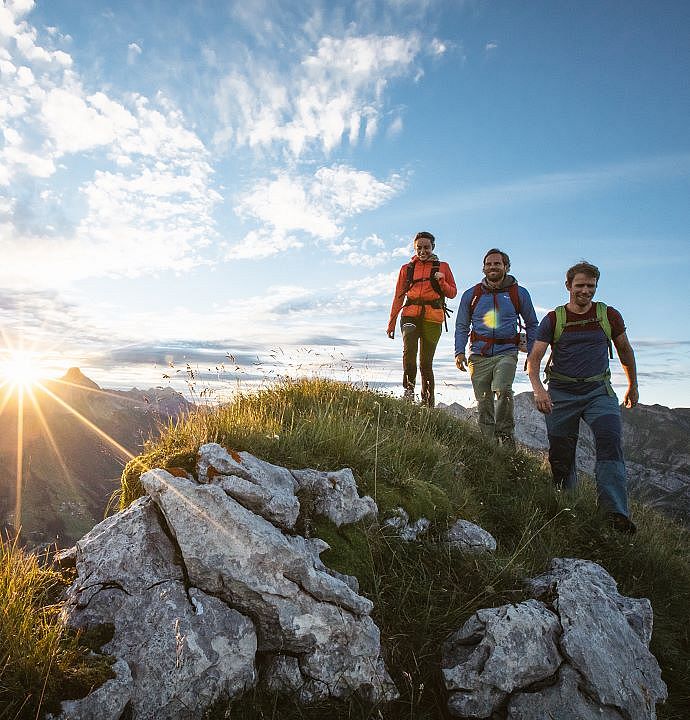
[483,248,510,271]
[566,261,600,285]
[414,231,435,249]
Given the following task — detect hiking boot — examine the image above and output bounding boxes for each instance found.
[403,386,415,402]
[608,512,637,535]
[421,392,435,408]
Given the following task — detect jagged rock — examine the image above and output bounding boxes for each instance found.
[527,558,665,719]
[442,599,562,717]
[60,496,257,719]
[383,507,431,541]
[447,519,497,554]
[441,558,667,719]
[197,443,300,530]
[47,658,133,720]
[142,468,396,703]
[292,467,377,526]
[506,664,624,720]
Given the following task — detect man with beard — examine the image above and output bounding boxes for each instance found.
[455,249,538,448]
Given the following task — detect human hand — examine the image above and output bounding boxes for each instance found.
[624,385,639,409]
[387,329,395,339]
[455,354,467,372]
[533,387,552,414]
[434,272,444,281]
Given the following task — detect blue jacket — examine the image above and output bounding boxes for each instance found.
[454,275,539,357]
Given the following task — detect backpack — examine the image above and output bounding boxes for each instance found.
[545,302,614,394]
[400,260,453,330]
[552,302,613,357]
[468,282,524,354]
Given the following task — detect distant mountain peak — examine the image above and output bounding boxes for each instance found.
[60,367,101,390]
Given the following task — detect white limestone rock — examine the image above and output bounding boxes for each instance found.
[61,496,257,720]
[197,443,300,530]
[447,519,497,554]
[383,507,431,541]
[292,467,377,527]
[442,557,667,719]
[46,658,133,720]
[442,600,562,718]
[527,558,666,720]
[142,468,397,703]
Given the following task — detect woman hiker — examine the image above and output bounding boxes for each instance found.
[387,231,457,407]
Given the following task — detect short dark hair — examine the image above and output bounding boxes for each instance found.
[566,261,600,285]
[483,248,510,271]
[414,231,435,248]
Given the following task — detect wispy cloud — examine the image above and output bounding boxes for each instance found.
[213,33,422,158]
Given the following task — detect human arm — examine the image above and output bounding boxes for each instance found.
[526,340,552,414]
[519,287,540,354]
[613,332,638,408]
[454,288,472,358]
[387,265,408,338]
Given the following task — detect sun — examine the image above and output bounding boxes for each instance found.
[0,350,45,389]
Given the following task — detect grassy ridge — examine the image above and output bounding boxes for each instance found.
[3,378,689,718]
[0,538,113,719]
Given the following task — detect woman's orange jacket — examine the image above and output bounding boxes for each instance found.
[387,255,457,334]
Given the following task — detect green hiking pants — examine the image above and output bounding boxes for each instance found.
[401,316,442,406]
[468,351,518,441]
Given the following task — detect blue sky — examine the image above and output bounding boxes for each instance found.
[1,0,689,407]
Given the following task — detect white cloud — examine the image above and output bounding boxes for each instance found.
[231,165,403,258]
[0,10,221,286]
[127,42,142,64]
[214,33,421,158]
[485,41,498,51]
[339,271,398,298]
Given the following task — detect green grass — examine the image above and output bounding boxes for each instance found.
[0,537,114,719]
[6,377,690,718]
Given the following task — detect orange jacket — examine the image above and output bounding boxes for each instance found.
[387,256,458,333]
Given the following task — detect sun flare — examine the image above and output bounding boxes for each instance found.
[0,350,45,389]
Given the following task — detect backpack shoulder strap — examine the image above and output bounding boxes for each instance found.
[595,302,614,358]
[508,283,521,315]
[553,305,567,345]
[469,283,484,314]
[429,259,443,298]
[595,302,611,339]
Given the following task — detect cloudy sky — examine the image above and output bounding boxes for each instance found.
[1,0,689,407]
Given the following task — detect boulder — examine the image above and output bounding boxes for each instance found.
[55,455,396,718]
[447,519,497,554]
[142,469,396,702]
[292,466,377,526]
[441,558,667,719]
[527,558,666,720]
[60,496,256,720]
[442,600,562,717]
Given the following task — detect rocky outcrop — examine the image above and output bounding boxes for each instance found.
[442,558,667,719]
[54,445,395,719]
